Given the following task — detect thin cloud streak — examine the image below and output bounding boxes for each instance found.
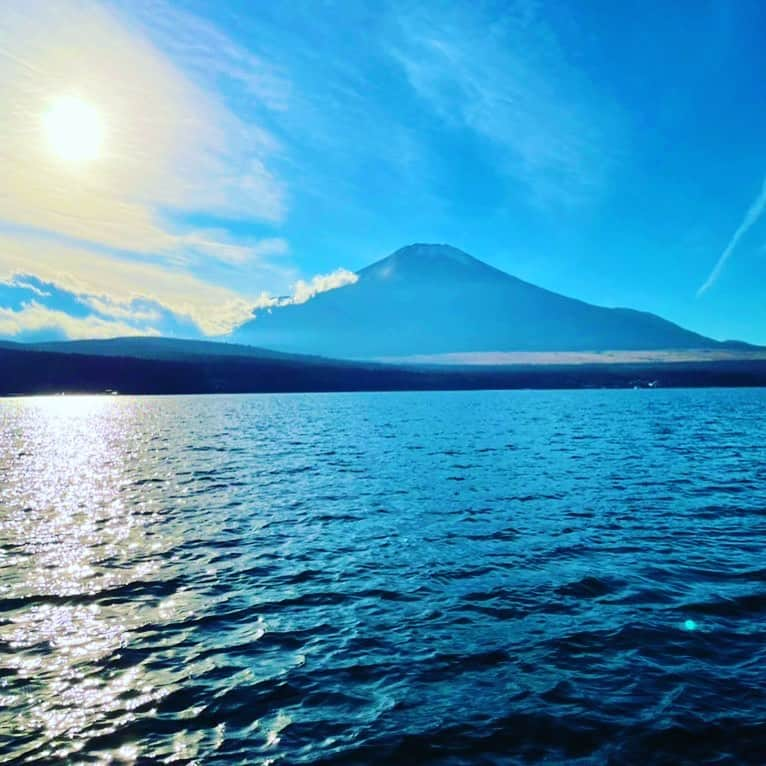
[698,175,766,295]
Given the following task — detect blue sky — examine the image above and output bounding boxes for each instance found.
[1,0,765,343]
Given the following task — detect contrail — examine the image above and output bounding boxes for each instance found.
[698,175,766,296]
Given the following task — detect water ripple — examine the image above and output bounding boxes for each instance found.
[1,389,766,764]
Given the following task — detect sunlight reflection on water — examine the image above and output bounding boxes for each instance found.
[0,396,177,761]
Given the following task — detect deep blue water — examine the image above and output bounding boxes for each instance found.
[1,389,765,765]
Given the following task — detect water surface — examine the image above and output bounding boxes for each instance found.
[1,389,765,764]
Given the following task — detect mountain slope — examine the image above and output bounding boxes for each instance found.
[234,244,719,358]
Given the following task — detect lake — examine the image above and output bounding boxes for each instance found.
[1,389,765,764]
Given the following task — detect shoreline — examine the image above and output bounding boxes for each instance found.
[3,345,766,397]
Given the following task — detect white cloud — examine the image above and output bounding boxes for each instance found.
[0,234,257,335]
[292,269,359,304]
[0,300,161,339]
[6,277,51,297]
[252,268,358,311]
[698,175,766,295]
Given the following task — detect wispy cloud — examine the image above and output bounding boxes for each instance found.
[0,234,257,335]
[78,296,163,324]
[698,175,766,295]
[387,3,615,206]
[0,300,161,340]
[6,277,51,298]
[171,233,289,266]
[118,0,291,112]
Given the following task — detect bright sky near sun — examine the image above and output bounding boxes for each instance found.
[42,95,106,163]
[0,0,764,343]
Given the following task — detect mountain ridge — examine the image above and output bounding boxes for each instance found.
[234,243,724,358]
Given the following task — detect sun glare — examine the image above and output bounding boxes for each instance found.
[42,95,105,163]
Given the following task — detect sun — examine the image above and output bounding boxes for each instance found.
[42,95,105,163]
